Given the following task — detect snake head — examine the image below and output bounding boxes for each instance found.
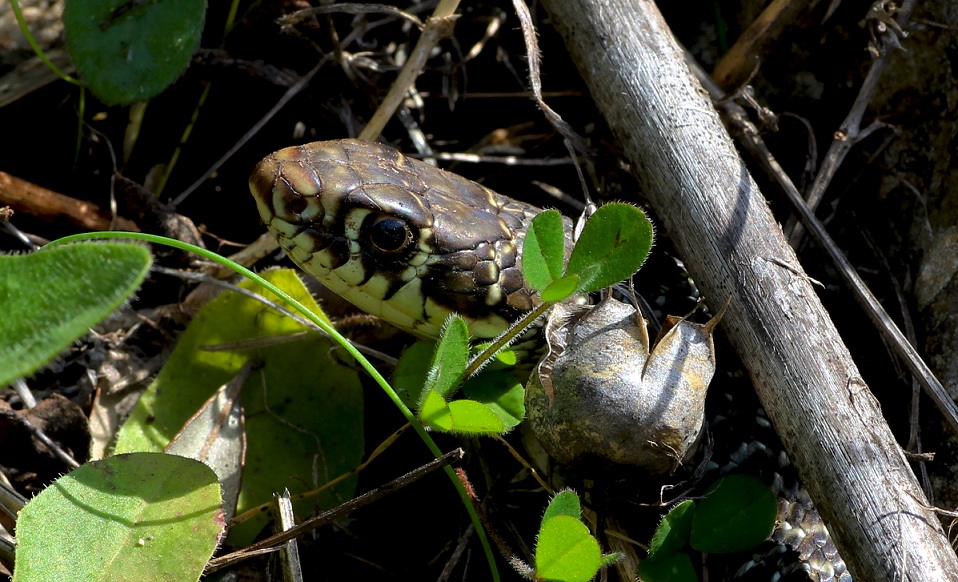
[250,139,571,341]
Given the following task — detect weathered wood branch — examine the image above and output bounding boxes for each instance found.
[539,0,958,579]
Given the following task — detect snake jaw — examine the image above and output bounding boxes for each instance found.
[250,139,574,342]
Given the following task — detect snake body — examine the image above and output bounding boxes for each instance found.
[249,138,573,343]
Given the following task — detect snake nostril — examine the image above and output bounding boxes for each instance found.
[287,196,308,215]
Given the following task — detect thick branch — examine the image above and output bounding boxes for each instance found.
[540,0,958,579]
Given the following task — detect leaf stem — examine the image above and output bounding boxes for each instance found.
[464,301,553,379]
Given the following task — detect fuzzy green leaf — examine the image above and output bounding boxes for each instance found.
[0,243,151,386]
[647,500,696,561]
[393,340,435,407]
[540,274,580,303]
[462,370,525,429]
[690,475,777,553]
[420,391,504,435]
[637,552,697,582]
[542,490,582,523]
[444,399,505,435]
[523,209,567,291]
[419,389,453,430]
[534,515,602,582]
[63,0,207,104]
[566,203,654,293]
[426,316,470,399]
[13,452,223,582]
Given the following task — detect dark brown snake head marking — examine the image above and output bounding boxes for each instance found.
[250,139,571,340]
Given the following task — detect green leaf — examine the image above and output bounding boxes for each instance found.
[420,391,504,435]
[13,452,223,582]
[540,274,580,303]
[522,209,567,291]
[690,475,777,554]
[419,389,453,430]
[393,340,435,407]
[647,500,696,561]
[426,316,470,399]
[114,269,363,545]
[542,490,582,523]
[637,552,697,582]
[63,0,207,104]
[461,369,525,428]
[534,515,602,582]
[566,203,654,293]
[472,342,517,367]
[0,243,151,386]
[445,400,505,435]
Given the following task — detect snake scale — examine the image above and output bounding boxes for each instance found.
[249,138,850,581]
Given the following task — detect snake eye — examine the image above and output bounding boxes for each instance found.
[368,216,412,254]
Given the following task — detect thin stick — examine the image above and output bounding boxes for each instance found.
[785,0,916,246]
[358,0,460,141]
[206,448,465,573]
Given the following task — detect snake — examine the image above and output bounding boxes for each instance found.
[249,138,850,581]
[248,138,571,345]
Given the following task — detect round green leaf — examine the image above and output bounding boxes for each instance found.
[393,340,435,407]
[0,243,151,386]
[523,210,568,291]
[637,552,697,582]
[542,490,582,523]
[462,370,525,428]
[419,389,453,431]
[63,0,207,104]
[534,515,602,582]
[690,475,777,553]
[647,499,696,561]
[566,203,654,293]
[541,274,579,303]
[14,452,223,582]
[444,399,504,435]
[427,316,470,398]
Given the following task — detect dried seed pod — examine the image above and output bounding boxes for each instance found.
[525,296,721,473]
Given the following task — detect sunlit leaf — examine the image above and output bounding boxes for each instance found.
[542,490,581,523]
[419,389,453,431]
[566,203,653,293]
[523,209,568,290]
[0,243,151,386]
[426,316,470,398]
[444,400,504,435]
[541,274,580,303]
[534,515,601,582]
[14,453,222,582]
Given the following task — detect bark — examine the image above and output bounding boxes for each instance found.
[539,0,958,579]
